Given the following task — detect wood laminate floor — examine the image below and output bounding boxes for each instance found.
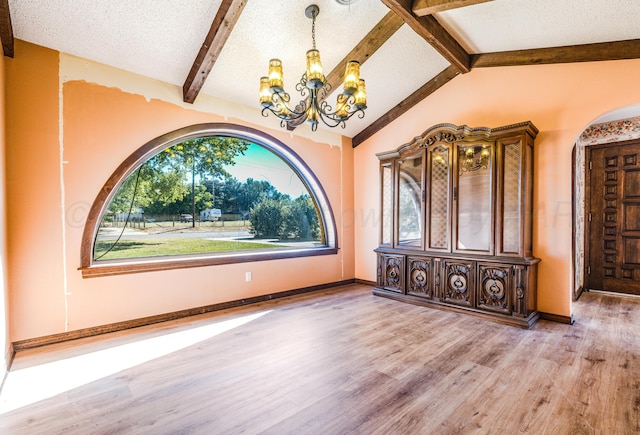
[0,284,639,434]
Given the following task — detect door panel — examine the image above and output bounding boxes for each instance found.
[477,263,512,314]
[442,259,474,307]
[407,256,433,299]
[587,142,640,295]
[378,254,404,294]
[427,145,451,251]
[454,142,494,254]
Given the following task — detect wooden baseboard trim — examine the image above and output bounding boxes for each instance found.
[13,279,356,352]
[355,278,376,286]
[539,312,575,325]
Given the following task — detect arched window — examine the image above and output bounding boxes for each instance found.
[80,123,337,277]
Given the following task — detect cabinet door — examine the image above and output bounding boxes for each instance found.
[380,163,394,246]
[427,145,452,251]
[442,259,474,307]
[477,263,512,314]
[378,254,404,293]
[497,138,524,256]
[454,142,495,254]
[397,152,424,248]
[407,256,433,299]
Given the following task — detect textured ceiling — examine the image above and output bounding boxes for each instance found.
[436,0,640,53]
[8,0,640,137]
[9,0,223,87]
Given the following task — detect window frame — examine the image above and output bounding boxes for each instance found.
[80,123,338,278]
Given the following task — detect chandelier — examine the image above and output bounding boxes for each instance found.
[259,4,367,132]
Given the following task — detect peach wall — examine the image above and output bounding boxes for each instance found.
[6,41,355,341]
[5,41,65,340]
[0,52,10,375]
[354,59,640,317]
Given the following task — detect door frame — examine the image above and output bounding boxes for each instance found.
[573,114,640,301]
[572,145,584,300]
[582,138,640,296]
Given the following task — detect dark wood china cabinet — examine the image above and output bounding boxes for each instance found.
[375,122,540,328]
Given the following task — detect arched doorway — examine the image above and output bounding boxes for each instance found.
[573,105,640,299]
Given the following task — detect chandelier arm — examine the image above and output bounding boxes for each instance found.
[318,99,335,117]
[349,108,366,121]
[317,81,332,101]
[262,103,307,123]
[295,77,311,97]
[321,92,352,119]
[262,105,283,118]
[288,97,311,121]
[316,108,347,129]
[272,90,309,118]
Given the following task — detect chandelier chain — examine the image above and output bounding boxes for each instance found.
[311,11,317,50]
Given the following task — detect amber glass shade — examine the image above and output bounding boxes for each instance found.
[268,59,284,92]
[343,60,360,95]
[307,104,319,124]
[277,103,291,118]
[306,49,324,88]
[335,94,349,119]
[259,77,273,107]
[354,79,367,109]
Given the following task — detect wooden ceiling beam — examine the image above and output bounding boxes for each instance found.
[412,0,493,16]
[183,0,247,104]
[323,11,404,102]
[382,0,470,73]
[352,38,640,146]
[0,0,14,58]
[286,11,404,130]
[352,65,460,147]
[471,39,640,68]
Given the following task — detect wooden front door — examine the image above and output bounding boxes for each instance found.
[587,140,640,295]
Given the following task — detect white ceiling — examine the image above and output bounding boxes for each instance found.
[436,0,640,53]
[8,0,640,137]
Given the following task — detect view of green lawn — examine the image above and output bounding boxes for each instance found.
[95,237,283,260]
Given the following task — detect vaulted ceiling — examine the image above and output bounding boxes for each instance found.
[4,0,640,145]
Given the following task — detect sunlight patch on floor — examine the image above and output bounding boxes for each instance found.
[0,310,271,414]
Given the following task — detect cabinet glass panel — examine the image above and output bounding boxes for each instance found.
[457,144,492,252]
[429,145,450,250]
[381,164,393,245]
[398,154,423,247]
[502,142,522,253]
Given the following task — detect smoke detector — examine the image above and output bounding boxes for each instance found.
[335,0,359,5]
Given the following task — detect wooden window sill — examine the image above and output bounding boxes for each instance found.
[81,247,338,278]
